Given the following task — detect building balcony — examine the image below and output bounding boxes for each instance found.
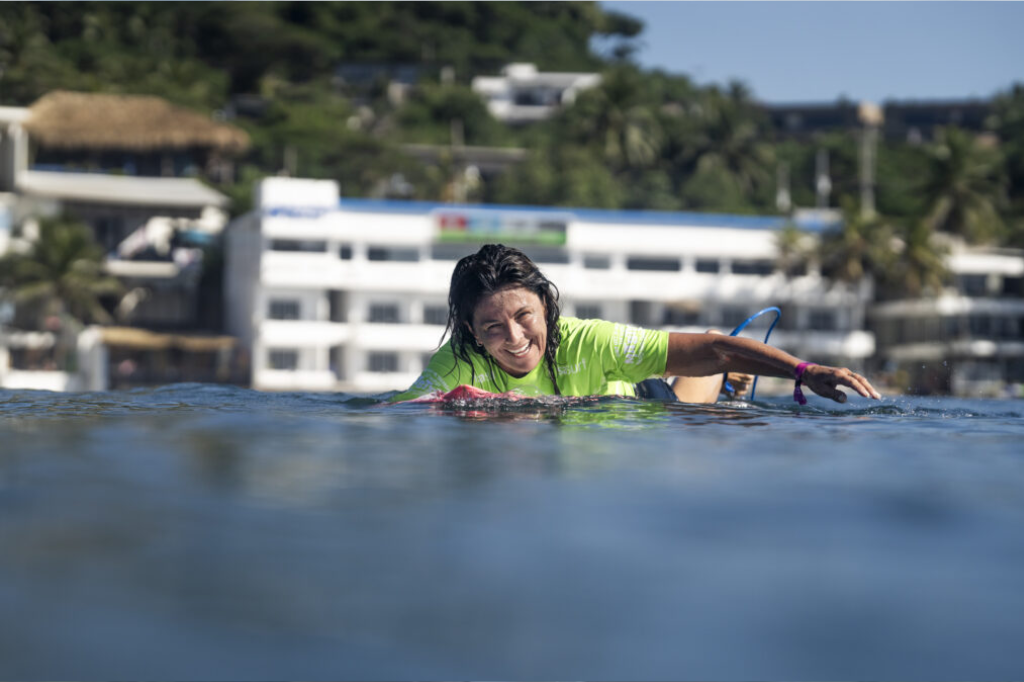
[17,169,228,209]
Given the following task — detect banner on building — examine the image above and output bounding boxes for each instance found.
[433,209,569,246]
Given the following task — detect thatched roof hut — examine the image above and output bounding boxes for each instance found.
[24,91,250,154]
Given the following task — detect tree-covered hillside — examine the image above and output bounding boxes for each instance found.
[0,2,640,107]
[2,1,1023,290]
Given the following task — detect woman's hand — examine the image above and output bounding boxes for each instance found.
[801,364,881,403]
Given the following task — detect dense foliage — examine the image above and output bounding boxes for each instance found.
[2,1,1023,295]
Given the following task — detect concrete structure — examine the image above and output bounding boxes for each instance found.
[226,178,874,394]
[472,63,601,124]
[0,326,107,392]
[1,95,244,391]
[765,98,992,143]
[0,98,234,331]
[871,246,1024,396]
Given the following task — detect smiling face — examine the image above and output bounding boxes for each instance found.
[469,286,548,378]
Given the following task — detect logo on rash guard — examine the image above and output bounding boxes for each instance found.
[612,325,644,365]
[556,358,587,376]
[413,369,447,394]
[472,371,496,386]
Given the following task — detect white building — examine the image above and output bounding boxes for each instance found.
[1,94,245,391]
[471,63,601,124]
[226,178,874,394]
[871,245,1024,396]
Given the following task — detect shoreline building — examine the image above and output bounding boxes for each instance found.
[226,178,874,394]
[764,98,992,143]
[3,91,248,332]
[871,245,1024,396]
[1,92,250,391]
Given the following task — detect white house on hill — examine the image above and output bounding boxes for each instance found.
[472,63,601,124]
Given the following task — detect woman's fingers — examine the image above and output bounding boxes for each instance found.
[838,370,881,399]
[806,366,882,403]
[725,372,754,397]
[848,372,881,400]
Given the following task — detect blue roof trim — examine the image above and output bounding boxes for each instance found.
[337,197,839,232]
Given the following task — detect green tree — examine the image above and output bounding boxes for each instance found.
[875,141,931,219]
[922,126,1006,243]
[990,83,1024,228]
[775,222,814,279]
[396,81,509,146]
[818,203,894,284]
[879,219,950,299]
[0,215,123,328]
[490,145,623,208]
[682,82,774,209]
[559,65,664,174]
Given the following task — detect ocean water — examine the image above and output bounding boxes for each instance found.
[1,384,1023,680]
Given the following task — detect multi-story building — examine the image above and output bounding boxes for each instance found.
[871,245,1024,396]
[764,98,992,143]
[1,92,249,390]
[472,63,602,124]
[226,178,874,394]
[1,91,247,331]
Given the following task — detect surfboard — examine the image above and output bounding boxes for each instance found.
[401,384,523,403]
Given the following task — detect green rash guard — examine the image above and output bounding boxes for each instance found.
[391,317,669,401]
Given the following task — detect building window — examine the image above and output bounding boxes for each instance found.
[423,305,448,326]
[969,314,992,336]
[583,255,611,269]
[269,239,326,253]
[431,244,477,261]
[574,304,602,320]
[369,303,401,324]
[627,257,681,272]
[368,246,420,262]
[663,307,700,327]
[521,248,570,264]
[1002,276,1023,297]
[942,316,962,341]
[329,291,347,322]
[809,309,837,331]
[695,259,720,273]
[629,301,654,326]
[368,352,399,373]
[992,316,1019,340]
[339,244,353,260]
[268,349,299,371]
[268,299,301,320]
[958,274,988,297]
[721,306,749,329]
[731,260,775,276]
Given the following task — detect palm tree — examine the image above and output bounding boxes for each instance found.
[818,204,894,284]
[559,66,663,173]
[775,222,814,279]
[0,214,123,329]
[686,81,774,199]
[879,219,950,300]
[922,126,1006,244]
[990,84,1024,220]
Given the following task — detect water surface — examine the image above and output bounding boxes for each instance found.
[2,385,1023,679]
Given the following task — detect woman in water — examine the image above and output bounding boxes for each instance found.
[392,244,880,404]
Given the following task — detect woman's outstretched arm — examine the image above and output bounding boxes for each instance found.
[665,332,881,403]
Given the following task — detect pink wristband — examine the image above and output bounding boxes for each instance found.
[793,362,816,405]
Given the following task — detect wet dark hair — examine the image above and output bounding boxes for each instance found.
[443,244,562,394]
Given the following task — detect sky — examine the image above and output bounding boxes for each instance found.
[599,1,1024,104]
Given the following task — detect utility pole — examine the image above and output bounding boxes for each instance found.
[776,161,791,213]
[858,101,884,221]
[450,118,465,203]
[815,148,831,209]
